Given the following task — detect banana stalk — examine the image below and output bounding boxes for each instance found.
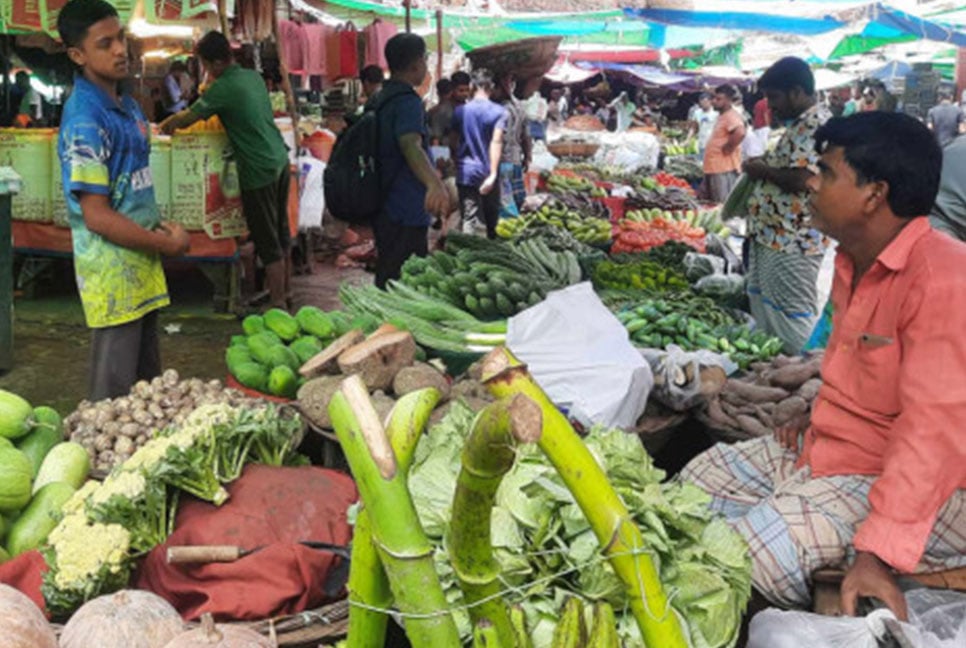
[450,394,542,648]
[481,348,688,648]
[551,597,587,648]
[346,388,442,648]
[473,619,504,648]
[588,602,620,648]
[330,376,459,648]
[510,605,533,648]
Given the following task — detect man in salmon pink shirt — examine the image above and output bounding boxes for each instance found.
[682,111,966,619]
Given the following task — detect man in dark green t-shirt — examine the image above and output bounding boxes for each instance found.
[160,31,292,310]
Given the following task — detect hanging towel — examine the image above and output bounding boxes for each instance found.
[339,23,360,79]
[324,24,342,80]
[278,19,308,74]
[302,23,326,77]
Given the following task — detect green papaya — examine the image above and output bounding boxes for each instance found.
[242,314,265,336]
[267,365,298,398]
[263,308,300,341]
[247,332,282,365]
[295,306,334,339]
[290,336,324,364]
[233,362,269,392]
[267,345,300,372]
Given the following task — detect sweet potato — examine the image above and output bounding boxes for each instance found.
[705,399,738,430]
[797,378,823,402]
[722,380,790,403]
[773,396,809,427]
[735,414,771,438]
[753,405,774,429]
[767,357,823,391]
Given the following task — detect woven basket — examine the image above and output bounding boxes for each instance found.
[547,141,600,158]
[466,36,562,80]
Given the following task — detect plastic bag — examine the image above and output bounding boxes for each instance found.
[684,252,726,282]
[529,140,559,172]
[506,282,653,429]
[297,156,325,230]
[695,273,746,300]
[748,588,966,648]
[639,345,734,411]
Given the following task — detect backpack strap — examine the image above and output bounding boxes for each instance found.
[369,83,421,196]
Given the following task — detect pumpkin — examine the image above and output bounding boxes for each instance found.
[60,589,184,648]
[163,614,275,647]
[0,583,57,648]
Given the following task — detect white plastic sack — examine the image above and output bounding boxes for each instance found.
[506,282,653,429]
[529,140,559,172]
[639,345,735,412]
[297,156,325,230]
[591,131,660,172]
[748,589,966,648]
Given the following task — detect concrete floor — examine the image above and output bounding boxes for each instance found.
[0,258,370,415]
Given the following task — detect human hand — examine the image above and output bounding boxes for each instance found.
[158,221,190,256]
[480,174,497,196]
[774,413,809,453]
[159,116,177,136]
[425,182,451,221]
[841,551,908,622]
[743,159,770,180]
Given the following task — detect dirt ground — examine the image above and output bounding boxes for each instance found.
[0,257,368,415]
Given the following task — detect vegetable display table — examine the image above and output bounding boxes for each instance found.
[0,167,22,372]
[11,222,241,313]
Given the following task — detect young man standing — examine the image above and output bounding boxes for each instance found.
[369,33,449,287]
[493,73,531,219]
[426,78,454,145]
[450,71,472,106]
[57,0,190,400]
[926,89,964,148]
[450,69,507,238]
[161,31,291,310]
[743,57,831,353]
[687,92,717,157]
[702,84,745,203]
[682,111,966,618]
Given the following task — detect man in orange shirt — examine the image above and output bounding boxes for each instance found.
[701,84,745,202]
[682,112,966,618]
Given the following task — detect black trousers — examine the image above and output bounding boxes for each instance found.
[89,309,161,401]
[372,211,428,289]
[240,166,291,266]
[457,184,501,239]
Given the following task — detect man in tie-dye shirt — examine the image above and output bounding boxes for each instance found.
[57,0,190,400]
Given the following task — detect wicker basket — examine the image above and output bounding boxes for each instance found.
[547,141,600,158]
[466,36,562,80]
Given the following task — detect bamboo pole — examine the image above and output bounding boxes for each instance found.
[272,1,300,145]
[480,348,689,648]
[450,394,541,648]
[405,0,412,33]
[329,376,459,648]
[346,388,442,648]
[435,9,443,83]
[217,0,229,35]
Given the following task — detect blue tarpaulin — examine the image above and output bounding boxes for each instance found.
[579,61,753,91]
[623,3,966,47]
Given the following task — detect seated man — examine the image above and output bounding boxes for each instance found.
[682,111,966,621]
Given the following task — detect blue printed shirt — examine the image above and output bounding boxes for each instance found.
[58,75,169,328]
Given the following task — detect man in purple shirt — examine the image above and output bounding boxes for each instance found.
[450,69,507,238]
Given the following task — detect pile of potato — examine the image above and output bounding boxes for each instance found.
[700,352,823,440]
[66,370,257,472]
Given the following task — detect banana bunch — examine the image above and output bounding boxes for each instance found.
[546,173,596,195]
[663,138,700,156]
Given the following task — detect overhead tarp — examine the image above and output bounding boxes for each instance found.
[456,24,653,51]
[622,7,846,36]
[580,61,752,91]
[563,48,698,64]
[145,0,219,23]
[545,58,601,84]
[316,0,624,29]
[813,67,855,90]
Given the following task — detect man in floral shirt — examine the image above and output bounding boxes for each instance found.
[744,57,832,352]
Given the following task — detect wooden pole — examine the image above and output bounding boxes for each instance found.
[0,178,18,373]
[435,9,443,83]
[405,0,412,34]
[272,1,300,145]
[217,0,230,36]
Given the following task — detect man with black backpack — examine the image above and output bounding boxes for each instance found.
[325,33,449,288]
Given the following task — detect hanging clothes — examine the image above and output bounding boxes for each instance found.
[279,19,308,75]
[302,23,326,77]
[338,23,360,80]
[363,19,398,70]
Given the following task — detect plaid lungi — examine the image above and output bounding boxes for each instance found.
[747,242,824,354]
[680,436,966,608]
[498,162,526,219]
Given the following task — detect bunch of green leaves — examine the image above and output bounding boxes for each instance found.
[407,402,752,648]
